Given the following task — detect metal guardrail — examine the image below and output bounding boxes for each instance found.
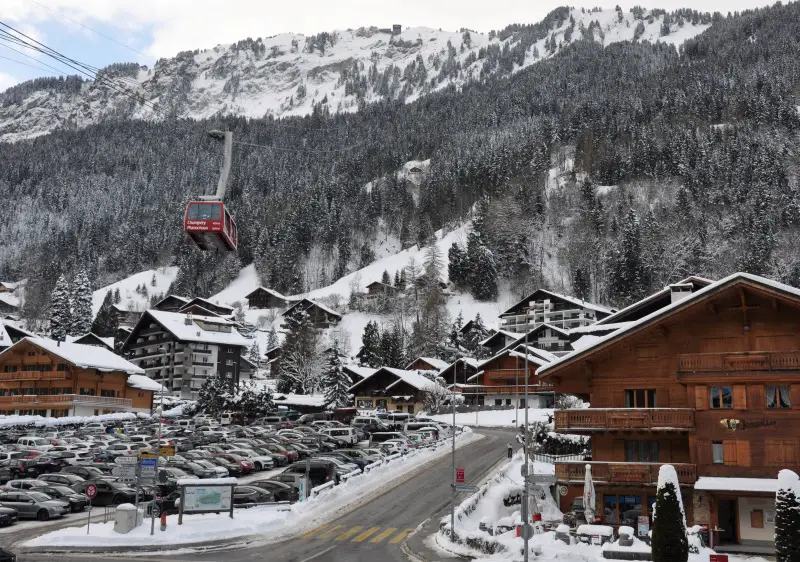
[310,480,336,497]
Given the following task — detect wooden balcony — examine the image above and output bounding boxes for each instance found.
[0,394,131,410]
[554,409,695,433]
[555,462,696,486]
[0,372,68,382]
[678,351,800,373]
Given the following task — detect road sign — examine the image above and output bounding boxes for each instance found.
[139,457,157,480]
[709,556,729,562]
[456,467,465,483]
[139,452,156,459]
[521,464,528,477]
[158,446,175,457]
[111,465,137,483]
[452,484,479,493]
[527,474,557,484]
[115,456,138,465]
[85,484,97,499]
[518,523,534,540]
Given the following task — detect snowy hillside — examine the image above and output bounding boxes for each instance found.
[0,8,711,142]
[91,266,178,317]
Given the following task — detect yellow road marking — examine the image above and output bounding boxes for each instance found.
[299,523,330,538]
[316,524,345,539]
[352,527,381,542]
[335,526,364,541]
[389,528,415,544]
[369,527,397,543]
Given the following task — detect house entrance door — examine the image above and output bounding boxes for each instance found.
[717,499,738,543]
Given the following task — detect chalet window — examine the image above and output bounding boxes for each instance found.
[56,364,69,371]
[712,442,724,464]
[3,366,17,373]
[625,389,656,408]
[79,388,96,396]
[766,385,791,409]
[100,389,117,397]
[625,440,659,462]
[495,399,502,406]
[710,386,733,409]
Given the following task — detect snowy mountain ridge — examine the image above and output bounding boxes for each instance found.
[0,7,711,142]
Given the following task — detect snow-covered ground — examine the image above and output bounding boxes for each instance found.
[92,266,178,316]
[26,430,480,549]
[0,411,142,429]
[430,408,553,428]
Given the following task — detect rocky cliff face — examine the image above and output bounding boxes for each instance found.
[0,8,711,142]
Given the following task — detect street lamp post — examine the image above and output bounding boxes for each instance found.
[522,330,531,562]
[151,347,167,535]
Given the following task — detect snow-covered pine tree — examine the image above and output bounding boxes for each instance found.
[197,374,232,418]
[323,345,352,408]
[151,272,157,286]
[393,270,401,288]
[448,242,468,289]
[359,320,383,368]
[248,340,261,369]
[276,308,322,394]
[776,469,800,562]
[91,290,117,337]
[467,233,498,301]
[113,287,121,303]
[48,274,71,341]
[651,464,688,562]
[464,313,490,358]
[267,327,279,351]
[69,269,93,336]
[381,270,391,285]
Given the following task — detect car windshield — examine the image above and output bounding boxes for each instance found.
[27,492,50,502]
[46,486,73,495]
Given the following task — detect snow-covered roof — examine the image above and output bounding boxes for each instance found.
[567,322,635,335]
[538,272,800,377]
[0,324,11,348]
[343,365,378,380]
[407,357,449,371]
[4,337,145,375]
[500,289,612,317]
[437,357,479,376]
[66,333,114,350]
[694,477,778,493]
[272,393,327,407]
[144,310,250,347]
[0,294,19,308]
[0,282,18,290]
[126,374,167,393]
[479,342,555,370]
[179,297,234,313]
[384,368,437,392]
[479,329,518,346]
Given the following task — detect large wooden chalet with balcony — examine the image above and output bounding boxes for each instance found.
[538,272,800,550]
[499,289,612,334]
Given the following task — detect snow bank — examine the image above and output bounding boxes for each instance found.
[27,431,480,548]
[0,411,139,428]
[429,408,553,428]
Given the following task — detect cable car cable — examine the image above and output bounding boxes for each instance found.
[232,139,365,155]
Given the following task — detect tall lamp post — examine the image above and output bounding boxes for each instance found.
[150,346,167,535]
[522,330,532,562]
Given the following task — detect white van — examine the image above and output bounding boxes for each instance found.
[173,420,195,430]
[322,427,360,445]
[404,422,447,439]
[17,436,52,451]
[352,416,380,426]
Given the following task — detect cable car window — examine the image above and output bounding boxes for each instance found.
[211,205,222,220]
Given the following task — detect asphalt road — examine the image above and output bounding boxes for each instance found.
[16,427,516,562]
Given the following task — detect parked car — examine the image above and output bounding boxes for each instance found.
[247,480,299,503]
[0,491,69,521]
[0,507,17,527]
[71,480,144,506]
[232,486,275,507]
[39,485,89,512]
[282,459,339,488]
[4,479,49,491]
[61,465,106,480]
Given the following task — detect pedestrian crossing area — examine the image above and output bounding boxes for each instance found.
[300,523,415,545]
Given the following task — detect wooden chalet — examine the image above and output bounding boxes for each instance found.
[538,272,800,549]
[468,345,555,408]
[0,337,158,417]
[152,295,190,312]
[110,304,142,327]
[480,330,520,356]
[0,321,34,352]
[364,281,396,299]
[0,294,19,315]
[0,282,17,293]
[178,304,224,318]
[343,365,376,384]
[245,287,294,309]
[178,297,234,317]
[499,289,611,334]
[282,298,342,329]
[349,367,436,414]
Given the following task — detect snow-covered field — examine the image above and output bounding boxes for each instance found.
[26,430,480,549]
[430,408,553,428]
[92,266,178,316]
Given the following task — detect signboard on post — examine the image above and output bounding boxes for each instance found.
[158,446,175,458]
[456,467,465,483]
[452,484,479,493]
[637,516,649,537]
[115,456,138,465]
[111,465,137,484]
[139,456,157,482]
[182,485,233,512]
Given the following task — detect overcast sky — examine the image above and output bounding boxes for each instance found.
[0,0,775,91]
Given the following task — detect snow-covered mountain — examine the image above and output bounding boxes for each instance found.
[0,8,710,142]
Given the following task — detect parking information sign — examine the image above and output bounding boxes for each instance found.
[183,485,233,512]
[139,457,157,481]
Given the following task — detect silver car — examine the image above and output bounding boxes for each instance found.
[0,490,69,520]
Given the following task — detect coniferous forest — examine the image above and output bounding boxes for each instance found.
[1,4,800,325]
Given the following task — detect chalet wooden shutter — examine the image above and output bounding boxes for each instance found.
[696,441,711,465]
[695,386,709,410]
[748,385,765,410]
[736,440,751,467]
[733,385,747,410]
[723,440,738,466]
[751,509,764,529]
[791,385,800,410]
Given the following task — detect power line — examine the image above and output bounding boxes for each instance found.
[0,52,56,73]
[28,0,150,58]
[0,40,78,77]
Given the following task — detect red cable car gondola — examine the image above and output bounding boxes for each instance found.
[184,130,238,252]
[184,201,238,251]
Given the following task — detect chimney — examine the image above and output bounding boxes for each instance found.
[669,283,693,304]
[184,312,193,326]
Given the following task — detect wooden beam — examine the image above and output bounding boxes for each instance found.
[740,288,748,327]
[772,298,780,311]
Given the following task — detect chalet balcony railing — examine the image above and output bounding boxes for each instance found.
[555,462,696,485]
[0,394,131,409]
[555,409,695,432]
[678,351,800,373]
[0,372,68,382]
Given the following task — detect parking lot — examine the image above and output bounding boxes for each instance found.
[0,410,456,534]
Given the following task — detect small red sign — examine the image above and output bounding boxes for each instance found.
[456,467,465,483]
[709,556,729,562]
[85,483,97,499]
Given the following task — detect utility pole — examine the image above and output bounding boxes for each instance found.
[450,373,456,541]
[151,351,166,536]
[522,330,531,562]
